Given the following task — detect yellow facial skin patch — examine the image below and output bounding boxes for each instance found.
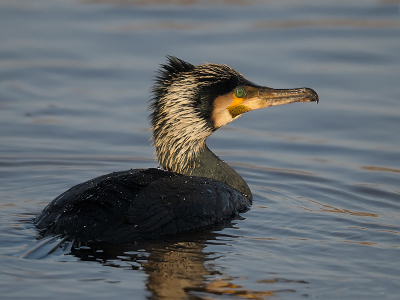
[227,104,251,118]
[212,86,264,128]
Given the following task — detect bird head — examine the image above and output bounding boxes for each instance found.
[151,56,318,131]
[150,56,318,173]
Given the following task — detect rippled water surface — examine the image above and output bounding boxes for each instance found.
[1,0,400,299]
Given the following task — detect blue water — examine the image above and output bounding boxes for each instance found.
[1,0,400,299]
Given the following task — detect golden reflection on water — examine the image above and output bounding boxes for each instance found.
[204,278,278,299]
[298,197,378,217]
[252,19,399,29]
[341,240,377,246]
[202,276,308,299]
[362,165,400,174]
[140,241,208,299]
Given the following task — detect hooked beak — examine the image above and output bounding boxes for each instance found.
[212,85,319,129]
[226,86,318,119]
[258,87,319,106]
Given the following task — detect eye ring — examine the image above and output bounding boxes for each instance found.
[235,87,245,98]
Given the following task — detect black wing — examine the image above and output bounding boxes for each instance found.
[35,168,251,243]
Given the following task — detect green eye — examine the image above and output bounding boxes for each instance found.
[235,87,245,98]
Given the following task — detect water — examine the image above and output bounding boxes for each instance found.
[1,0,400,299]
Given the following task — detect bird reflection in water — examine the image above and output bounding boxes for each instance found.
[71,224,308,300]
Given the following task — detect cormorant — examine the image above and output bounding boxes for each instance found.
[35,56,318,243]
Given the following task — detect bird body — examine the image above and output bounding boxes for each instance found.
[36,168,250,243]
[35,56,318,243]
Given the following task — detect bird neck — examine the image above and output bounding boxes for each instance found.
[190,145,253,199]
[155,139,252,199]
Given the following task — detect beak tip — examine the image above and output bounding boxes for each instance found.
[306,88,319,104]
